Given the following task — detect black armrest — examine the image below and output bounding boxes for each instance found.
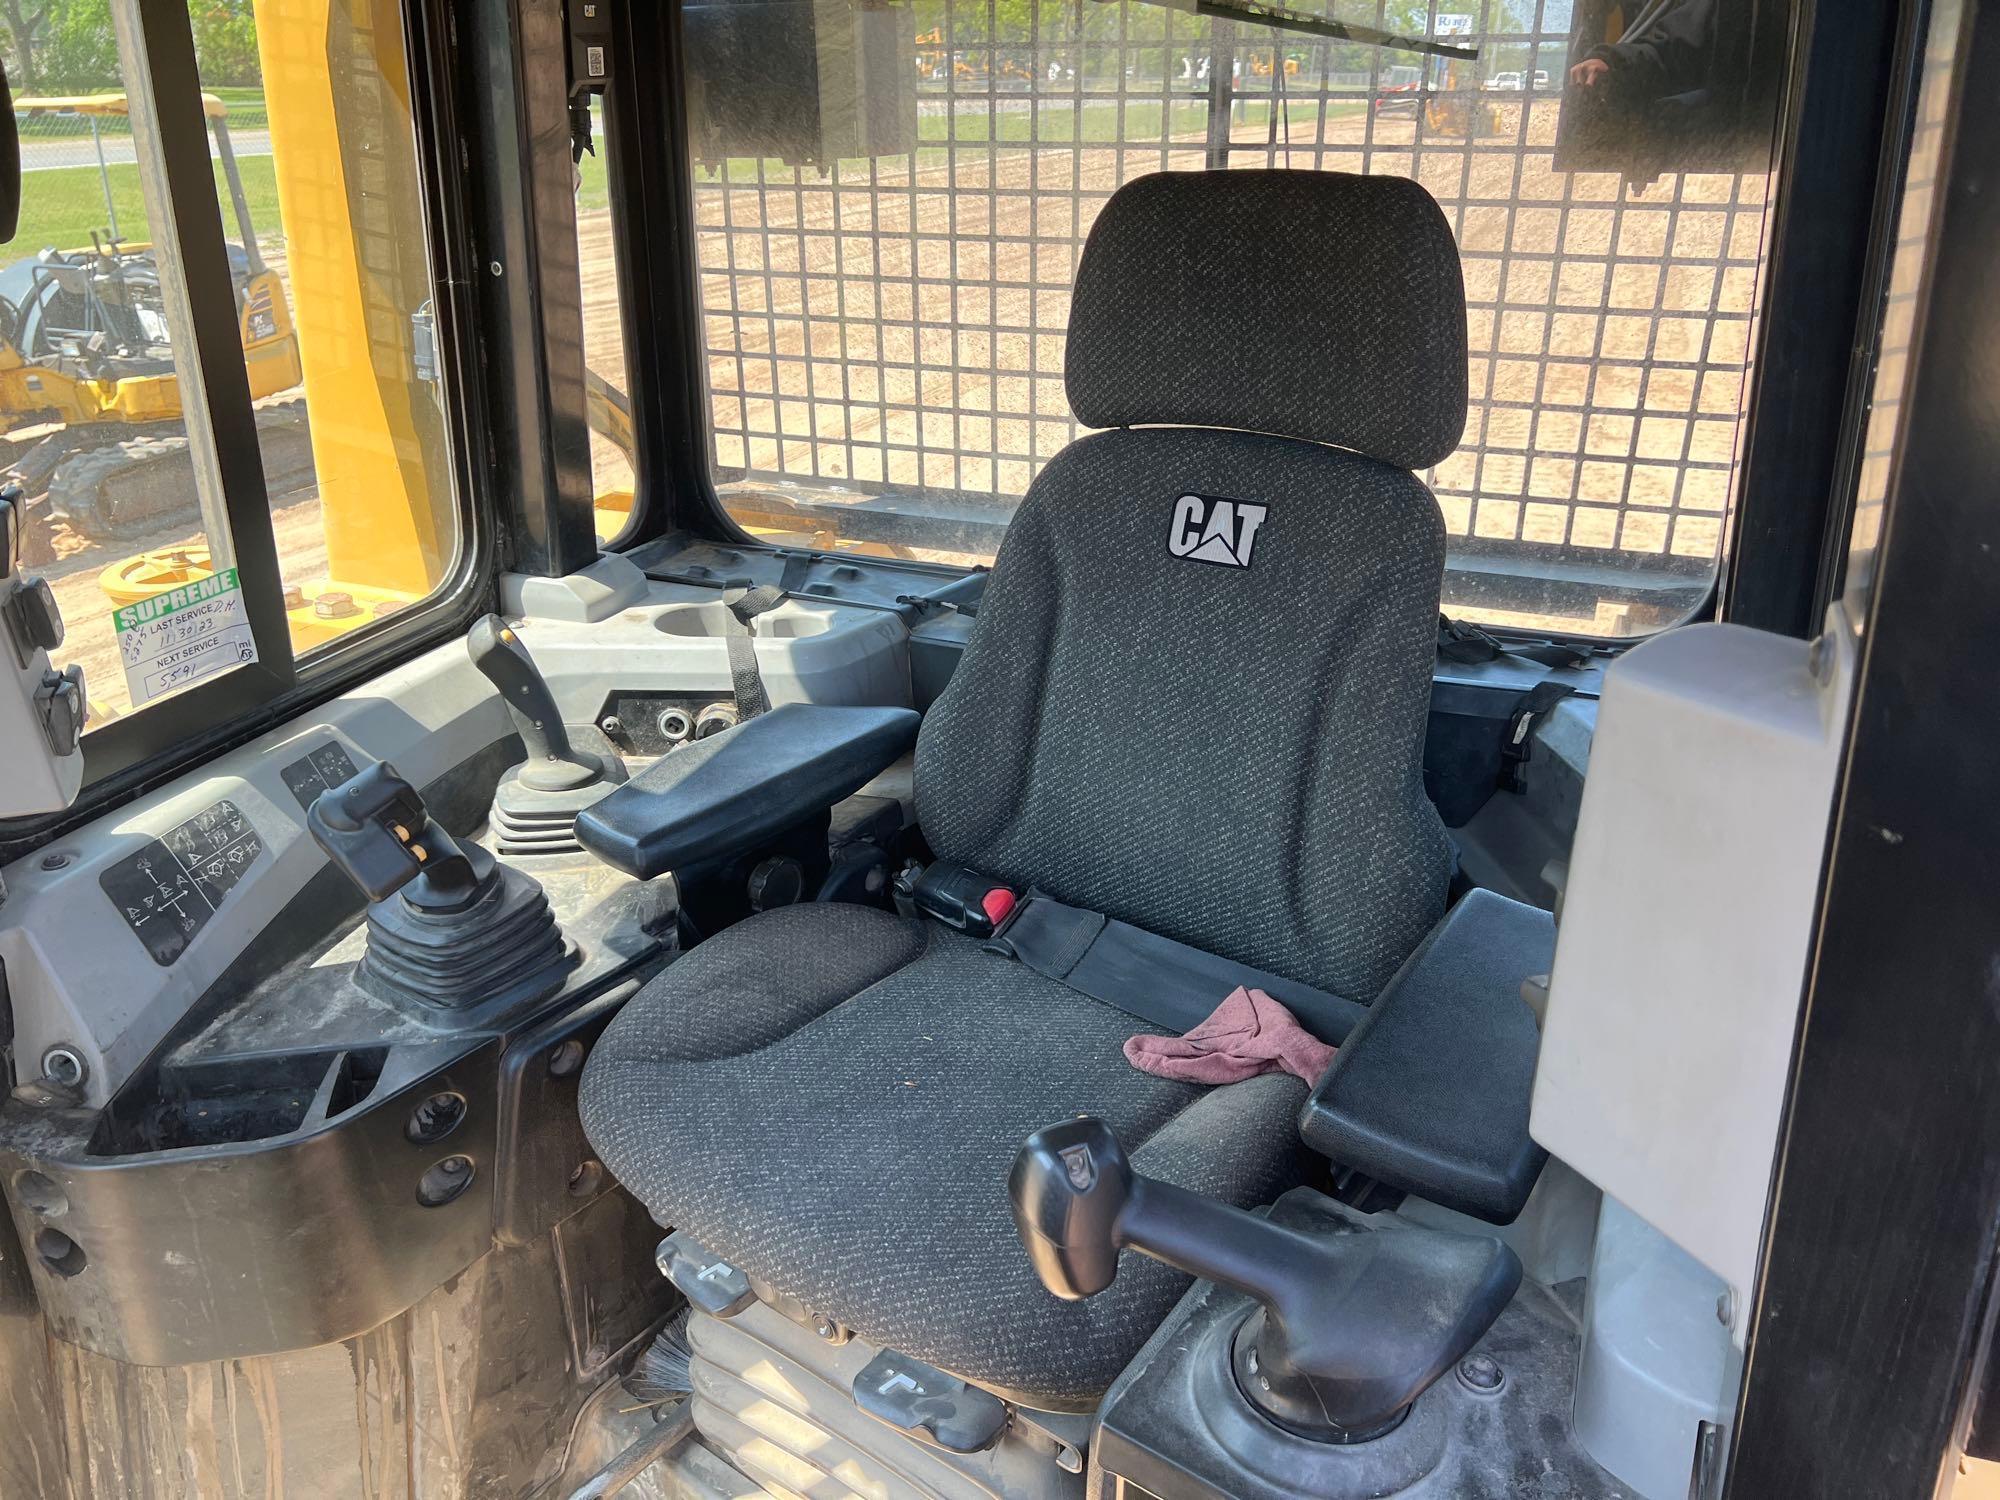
[1299,888,1553,1224]
[575,704,919,879]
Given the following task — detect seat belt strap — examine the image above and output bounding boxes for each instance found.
[985,892,1366,1046]
[721,584,785,719]
[1437,613,1591,671]
[1499,680,1577,795]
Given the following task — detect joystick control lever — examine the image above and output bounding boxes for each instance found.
[467,614,612,792]
[307,760,489,911]
[307,762,574,1010]
[1010,1117,1521,1443]
[465,614,625,855]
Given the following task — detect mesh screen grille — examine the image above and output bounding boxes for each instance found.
[688,2,1780,633]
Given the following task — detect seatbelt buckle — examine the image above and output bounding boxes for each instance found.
[895,860,1018,938]
[1498,680,1577,795]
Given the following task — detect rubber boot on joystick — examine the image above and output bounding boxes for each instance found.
[467,613,628,855]
[307,762,575,1011]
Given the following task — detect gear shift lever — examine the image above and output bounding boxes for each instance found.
[466,614,625,854]
[1010,1117,1521,1442]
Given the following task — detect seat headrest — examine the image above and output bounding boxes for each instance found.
[1064,170,1468,472]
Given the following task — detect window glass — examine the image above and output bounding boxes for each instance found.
[682,0,1791,635]
[4,12,231,724]
[3,1,463,728]
[576,95,640,544]
[194,0,461,656]
[1842,0,1963,629]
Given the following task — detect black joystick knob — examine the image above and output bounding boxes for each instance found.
[1010,1117,1522,1443]
[466,614,625,855]
[307,760,492,912]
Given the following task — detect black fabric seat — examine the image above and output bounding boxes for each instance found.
[581,903,1311,1408]
[581,168,1469,1414]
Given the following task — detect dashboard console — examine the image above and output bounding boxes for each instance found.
[0,575,913,1365]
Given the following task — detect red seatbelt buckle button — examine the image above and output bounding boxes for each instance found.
[900,860,1017,937]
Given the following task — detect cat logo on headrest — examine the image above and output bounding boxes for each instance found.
[1168,494,1268,569]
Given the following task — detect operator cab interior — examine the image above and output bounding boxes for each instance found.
[0,3,1988,1499]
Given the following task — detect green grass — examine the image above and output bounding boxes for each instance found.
[44,90,1356,231]
[917,97,1214,144]
[206,87,269,130]
[579,149,610,214]
[13,155,282,254]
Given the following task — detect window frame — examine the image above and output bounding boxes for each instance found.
[0,0,494,858]
[75,0,299,787]
[577,68,656,553]
[590,0,708,556]
[1718,0,1921,640]
[1725,2,1998,1486]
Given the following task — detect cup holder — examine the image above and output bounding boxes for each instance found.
[653,603,832,641]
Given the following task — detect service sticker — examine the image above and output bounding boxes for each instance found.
[112,567,259,706]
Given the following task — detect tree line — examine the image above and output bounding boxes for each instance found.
[1,0,262,95]
[909,0,1536,47]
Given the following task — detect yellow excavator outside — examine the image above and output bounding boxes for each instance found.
[0,91,304,566]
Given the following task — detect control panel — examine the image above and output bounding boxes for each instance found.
[279,739,364,812]
[0,556,919,1386]
[0,571,914,1108]
[0,482,85,818]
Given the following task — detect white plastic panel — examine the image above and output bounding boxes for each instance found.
[0,568,84,819]
[1574,1196,1736,1500]
[523,583,910,717]
[0,580,913,1104]
[1531,619,1854,1342]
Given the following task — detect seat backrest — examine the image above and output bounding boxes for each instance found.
[915,170,1466,1002]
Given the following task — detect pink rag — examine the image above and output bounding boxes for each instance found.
[1123,987,1336,1085]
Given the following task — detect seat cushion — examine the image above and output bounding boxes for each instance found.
[580,903,1313,1411]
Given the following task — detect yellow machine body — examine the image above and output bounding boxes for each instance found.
[252,0,456,611]
[0,262,301,434]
